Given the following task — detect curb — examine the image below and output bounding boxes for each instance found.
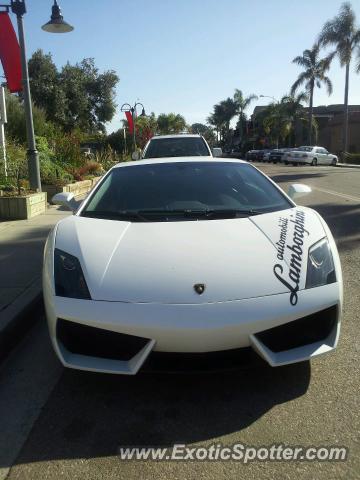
[336,163,360,169]
[0,279,43,363]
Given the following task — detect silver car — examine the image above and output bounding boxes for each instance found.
[284,146,338,166]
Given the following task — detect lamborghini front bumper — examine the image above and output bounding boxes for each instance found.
[44,282,341,374]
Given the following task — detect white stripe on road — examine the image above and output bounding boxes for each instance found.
[313,187,360,203]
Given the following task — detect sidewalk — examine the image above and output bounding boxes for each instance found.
[0,205,71,358]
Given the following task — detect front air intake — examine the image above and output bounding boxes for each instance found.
[254,306,338,353]
[57,319,150,361]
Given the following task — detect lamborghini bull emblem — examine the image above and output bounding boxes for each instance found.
[194,283,206,295]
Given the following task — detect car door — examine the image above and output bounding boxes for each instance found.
[315,148,325,164]
[322,148,332,164]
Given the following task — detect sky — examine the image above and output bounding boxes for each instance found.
[2,0,360,133]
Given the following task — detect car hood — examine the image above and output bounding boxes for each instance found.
[54,207,326,304]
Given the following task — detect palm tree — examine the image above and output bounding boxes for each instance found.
[319,2,360,154]
[157,113,186,134]
[280,92,309,146]
[291,43,334,145]
[233,89,258,143]
[208,98,237,144]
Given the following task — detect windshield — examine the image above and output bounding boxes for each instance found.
[81,162,291,222]
[143,137,210,158]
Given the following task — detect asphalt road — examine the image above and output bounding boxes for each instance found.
[1,163,359,480]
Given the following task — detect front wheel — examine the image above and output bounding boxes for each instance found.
[311,158,317,166]
[331,158,337,166]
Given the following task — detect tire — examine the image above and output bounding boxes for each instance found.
[311,158,317,166]
[331,158,337,166]
[292,162,297,166]
[285,161,289,165]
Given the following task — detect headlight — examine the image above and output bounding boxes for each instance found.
[54,248,91,299]
[306,238,336,289]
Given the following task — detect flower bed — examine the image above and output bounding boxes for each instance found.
[42,177,102,204]
[0,192,47,220]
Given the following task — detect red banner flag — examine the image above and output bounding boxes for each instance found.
[125,111,134,134]
[0,13,22,93]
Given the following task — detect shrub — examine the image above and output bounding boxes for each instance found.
[342,152,360,165]
[0,141,28,195]
[73,161,102,181]
[94,146,118,171]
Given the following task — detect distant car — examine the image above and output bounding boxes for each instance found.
[245,150,257,161]
[141,134,222,160]
[269,148,287,164]
[283,146,338,166]
[256,149,271,162]
[262,150,273,162]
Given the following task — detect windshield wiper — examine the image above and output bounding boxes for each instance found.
[137,209,263,219]
[81,210,149,222]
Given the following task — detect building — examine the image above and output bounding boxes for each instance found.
[252,104,360,153]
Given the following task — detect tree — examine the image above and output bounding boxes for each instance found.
[5,90,56,144]
[28,50,119,133]
[291,43,333,145]
[280,92,316,146]
[157,113,186,134]
[233,90,258,143]
[28,49,67,126]
[60,58,119,133]
[190,123,216,145]
[319,2,360,153]
[208,98,237,145]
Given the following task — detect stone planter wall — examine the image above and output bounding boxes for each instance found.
[0,192,47,220]
[42,177,102,205]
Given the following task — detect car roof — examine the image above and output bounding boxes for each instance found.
[114,157,247,168]
[150,134,202,140]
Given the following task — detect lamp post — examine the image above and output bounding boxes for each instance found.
[0,0,73,192]
[259,94,280,148]
[259,94,278,103]
[120,102,146,152]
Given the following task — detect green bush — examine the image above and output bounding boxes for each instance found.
[342,152,360,165]
[95,146,119,171]
[0,141,28,195]
[36,136,74,185]
[5,91,57,144]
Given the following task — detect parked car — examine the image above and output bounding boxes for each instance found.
[262,150,273,162]
[245,150,258,161]
[139,134,222,160]
[269,148,287,164]
[283,146,338,166]
[256,149,271,162]
[48,158,342,374]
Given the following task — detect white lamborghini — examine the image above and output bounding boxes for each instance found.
[43,158,343,374]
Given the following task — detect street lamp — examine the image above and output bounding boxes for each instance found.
[120,102,146,151]
[41,0,74,33]
[0,0,73,192]
[259,94,278,103]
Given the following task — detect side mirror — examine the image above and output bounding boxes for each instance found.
[131,151,141,161]
[52,192,78,212]
[287,183,312,200]
[212,147,222,157]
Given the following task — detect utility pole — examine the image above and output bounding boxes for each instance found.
[11,0,41,191]
[0,86,7,177]
[0,0,73,191]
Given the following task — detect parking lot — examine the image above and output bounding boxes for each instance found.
[0,163,359,480]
